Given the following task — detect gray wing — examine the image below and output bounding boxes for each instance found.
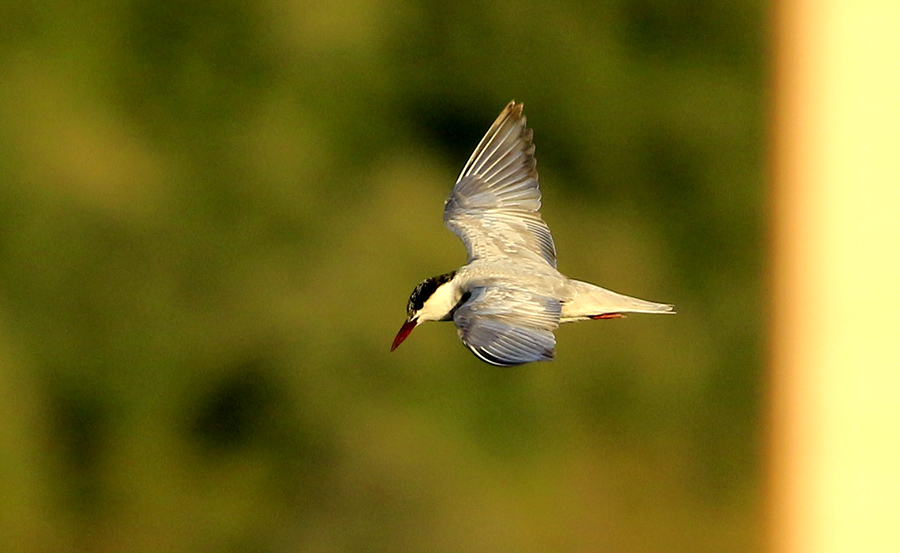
[453,287,561,366]
[443,102,557,268]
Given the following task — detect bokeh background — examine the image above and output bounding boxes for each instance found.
[0,1,765,551]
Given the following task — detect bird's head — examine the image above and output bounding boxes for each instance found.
[391,272,457,351]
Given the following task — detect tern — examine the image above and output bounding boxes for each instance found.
[391,102,674,366]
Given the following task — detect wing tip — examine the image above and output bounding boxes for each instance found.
[503,100,525,120]
[468,345,555,367]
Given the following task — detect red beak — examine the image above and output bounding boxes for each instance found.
[391,319,417,351]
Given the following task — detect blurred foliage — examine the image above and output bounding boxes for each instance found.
[0,0,765,551]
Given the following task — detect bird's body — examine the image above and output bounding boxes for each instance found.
[392,102,674,366]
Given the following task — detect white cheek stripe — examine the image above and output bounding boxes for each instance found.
[417,281,461,323]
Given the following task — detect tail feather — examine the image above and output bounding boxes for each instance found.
[561,280,674,322]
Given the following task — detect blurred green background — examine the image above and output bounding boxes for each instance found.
[0,0,765,551]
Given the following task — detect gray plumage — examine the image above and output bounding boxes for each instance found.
[392,102,674,366]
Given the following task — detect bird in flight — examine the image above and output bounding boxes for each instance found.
[391,102,674,366]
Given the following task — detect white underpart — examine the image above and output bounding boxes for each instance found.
[455,263,674,323]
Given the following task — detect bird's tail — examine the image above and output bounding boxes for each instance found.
[561,280,675,323]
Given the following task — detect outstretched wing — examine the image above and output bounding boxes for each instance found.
[443,102,557,268]
[453,287,561,366]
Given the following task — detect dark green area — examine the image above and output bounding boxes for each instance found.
[0,1,765,551]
